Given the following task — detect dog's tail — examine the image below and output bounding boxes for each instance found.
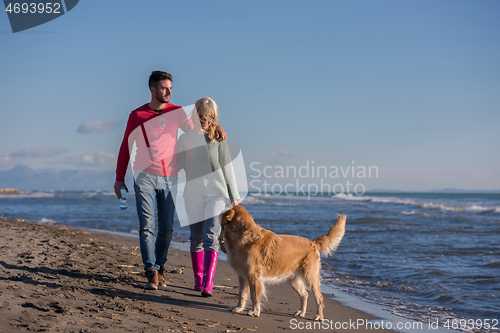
[313,214,347,257]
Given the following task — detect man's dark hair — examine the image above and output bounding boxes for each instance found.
[148,71,173,89]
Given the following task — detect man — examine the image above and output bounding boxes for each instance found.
[114,71,226,290]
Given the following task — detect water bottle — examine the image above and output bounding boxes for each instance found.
[120,186,127,210]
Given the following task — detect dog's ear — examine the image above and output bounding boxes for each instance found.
[222,208,236,228]
[225,209,236,222]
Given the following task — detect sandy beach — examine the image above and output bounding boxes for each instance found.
[0,217,395,333]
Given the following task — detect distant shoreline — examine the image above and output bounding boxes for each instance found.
[1,188,500,195]
[0,188,21,194]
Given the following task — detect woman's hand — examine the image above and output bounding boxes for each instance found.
[215,124,227,141]
[231,200,238,206]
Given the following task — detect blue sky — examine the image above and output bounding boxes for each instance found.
[1,0,499,191]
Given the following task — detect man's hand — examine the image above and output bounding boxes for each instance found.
[114,181,128,199]
[215,124,227,142]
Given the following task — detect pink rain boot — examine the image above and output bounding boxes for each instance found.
[201,250,218,297]
[190,250,204,291]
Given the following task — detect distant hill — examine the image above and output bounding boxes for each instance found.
[368,188,500,194]
[2,165,498,193]
[433,188,500,193]
[0,165,127,191]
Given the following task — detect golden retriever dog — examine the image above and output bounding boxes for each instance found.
[221,205,347,321]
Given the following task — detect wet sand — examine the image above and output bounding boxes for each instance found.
[0,217,395,332]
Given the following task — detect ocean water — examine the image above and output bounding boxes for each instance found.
[1,190,499,332]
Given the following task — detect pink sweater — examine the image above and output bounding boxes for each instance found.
[115,103,193,182]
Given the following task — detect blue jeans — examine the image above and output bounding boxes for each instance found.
[185,196,226,252]
[134,172,177,272]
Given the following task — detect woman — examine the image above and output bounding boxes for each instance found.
[177,97,240,297]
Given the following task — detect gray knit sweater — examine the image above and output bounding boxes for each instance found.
[177,131,240,201]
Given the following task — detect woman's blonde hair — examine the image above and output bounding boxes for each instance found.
[195,97,219,142]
